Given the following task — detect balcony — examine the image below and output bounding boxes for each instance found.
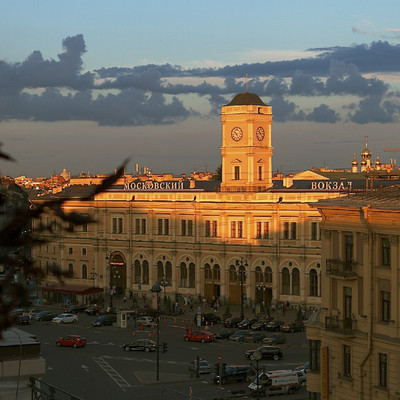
[326,259,357,278]
[325,316,356,335]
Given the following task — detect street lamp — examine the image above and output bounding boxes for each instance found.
[256,284,266,313]
[150,282,162,381]
[90,268,97,287]
[160,275,168,304]
[235,257,248,320]
[105,253,114,308]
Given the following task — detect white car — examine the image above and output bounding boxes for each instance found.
[52,313,78,324]
[136,316,156,327]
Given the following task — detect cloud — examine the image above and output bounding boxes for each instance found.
[0,35,400,126]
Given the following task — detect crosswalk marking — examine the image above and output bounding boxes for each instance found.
[93,356,131,391]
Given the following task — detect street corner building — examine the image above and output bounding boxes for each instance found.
[32,91,373,311]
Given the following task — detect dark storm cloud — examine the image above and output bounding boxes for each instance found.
[0,35,400,126]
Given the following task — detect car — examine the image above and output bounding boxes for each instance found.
[228,330,253,342]
[11,309,26,316]
[56,334,86,348]
[184,330,216,343]
[85,306,101,315]
[237,318,257,329]
[295,362,310,373]
[243,331,265,343]
[265,320,285,331]
[98,306,120,315]
[92,314,117,327]
[34,311,58,322]
[122,339,157,352]
[296,370,307,386]
[251,320,267,331]
[52,313,78,324]
[280,322,305,333]
[211,365,250,384]
[189,358,211,374]
[195,313,221,325]
[262,333,286,345]
[64,305,86,314]
[223,317,242,328]
[27,308,42,317]
[17,315,30,325]
[214,329,235,340]
[136,316,157,327]
[245,345,283,361]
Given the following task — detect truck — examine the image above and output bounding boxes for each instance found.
[248,369,300,396]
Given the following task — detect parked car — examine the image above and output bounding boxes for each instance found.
[211,365,250,384]
[195,313,221,325]
[98,307,120,315]
[265,320,285,331]
[251,320,267,331]
[245,345,283,361]
[17,315,30,325]
[27,308,42,317]
[280,322,305,333]
[296,370,307,386]
[262,333,286,345]
[34,311,58,322]
[136,316,156,327]
[229,330,253,342]
[243,331,265,343]
[56,335,86,348]
[11,309,26,316]
[214,329,235,340]
[223,317,242,328]
[237,318,257,330]
[189,358,211,374]
[122,339,156,352]
[92,314,117,327]
[85,306,101,315]
[64,305,86,314]
[52,313,78,324]
[184,330,216,343]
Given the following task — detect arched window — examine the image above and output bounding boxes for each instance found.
[281,267,290,295]
[255,267,263,283]
[213,265,221,281]
[68,263,73,278]
[157,261,164,281]
[180,262,187,287]
[142,260,149,284]
[309,269,319,297]
[134,260,141,284]
[265,266,272,284]
[82,264,88,279]
[229,265,238,281]
[204,263,212,280]
[292,268,300,295]
[165,261,172,286]
[189,263,195,288]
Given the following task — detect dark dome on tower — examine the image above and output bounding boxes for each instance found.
[226,92,267,106]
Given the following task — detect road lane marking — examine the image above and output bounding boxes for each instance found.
[93,356,131,391]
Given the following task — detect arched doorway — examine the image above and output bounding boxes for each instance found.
[204,262,221,301]
[109,252,126,295]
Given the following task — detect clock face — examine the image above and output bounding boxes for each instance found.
[231,127,243,141]
[256,126,265,141]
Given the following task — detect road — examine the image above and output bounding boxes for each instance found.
[23,311,310,400]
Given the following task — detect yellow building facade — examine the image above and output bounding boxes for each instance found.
[33,92,345,308]
[306,187,400,400]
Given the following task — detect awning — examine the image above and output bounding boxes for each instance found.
[47,284,104,295]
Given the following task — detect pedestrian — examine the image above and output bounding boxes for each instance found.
[123,296,127,303]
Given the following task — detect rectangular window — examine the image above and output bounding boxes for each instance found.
[68,247,73,255]
[379,353,388,388]
[234,166,240,180]
[188,220,193,236]
[205,220,211,237]
[343,345,351,377]
[231,221,236,238]
[283,222,289,239]
[112,217,123,234]
[158,219,163,235]
[382,238,391,266]
[263,222,269,239]
[237,221,243,238]
[135,218,140,235]
[311,222,318,240]
[164,219,169,235]
[181,220,186,236]
[82,223,88,232]
[310,340,321,372]
[141,219,146,234]
[381,291,391,322]
[212,221,217,237]
[256,222,262,239]
[82,248,87,256]
[258,165,262,180]
[118,218,123,233]
[291,222,297,240]
[345,235,353,262]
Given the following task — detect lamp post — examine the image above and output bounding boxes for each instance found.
[150,282,161,381]
[105,253,114,308]
[235,257,248,321]
[90,268,97,287]
[160,275,168,304]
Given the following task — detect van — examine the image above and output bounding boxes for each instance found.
[248,369,299,395]
[92,314,117,327]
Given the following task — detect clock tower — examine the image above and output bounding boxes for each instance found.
[220,92,273,191]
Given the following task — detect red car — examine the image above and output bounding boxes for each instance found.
[56,335,87,348]
[184,330,216,343]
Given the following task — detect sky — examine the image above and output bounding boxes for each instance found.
[1,0,400,178]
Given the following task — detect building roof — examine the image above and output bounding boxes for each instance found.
[226,92,267,106]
